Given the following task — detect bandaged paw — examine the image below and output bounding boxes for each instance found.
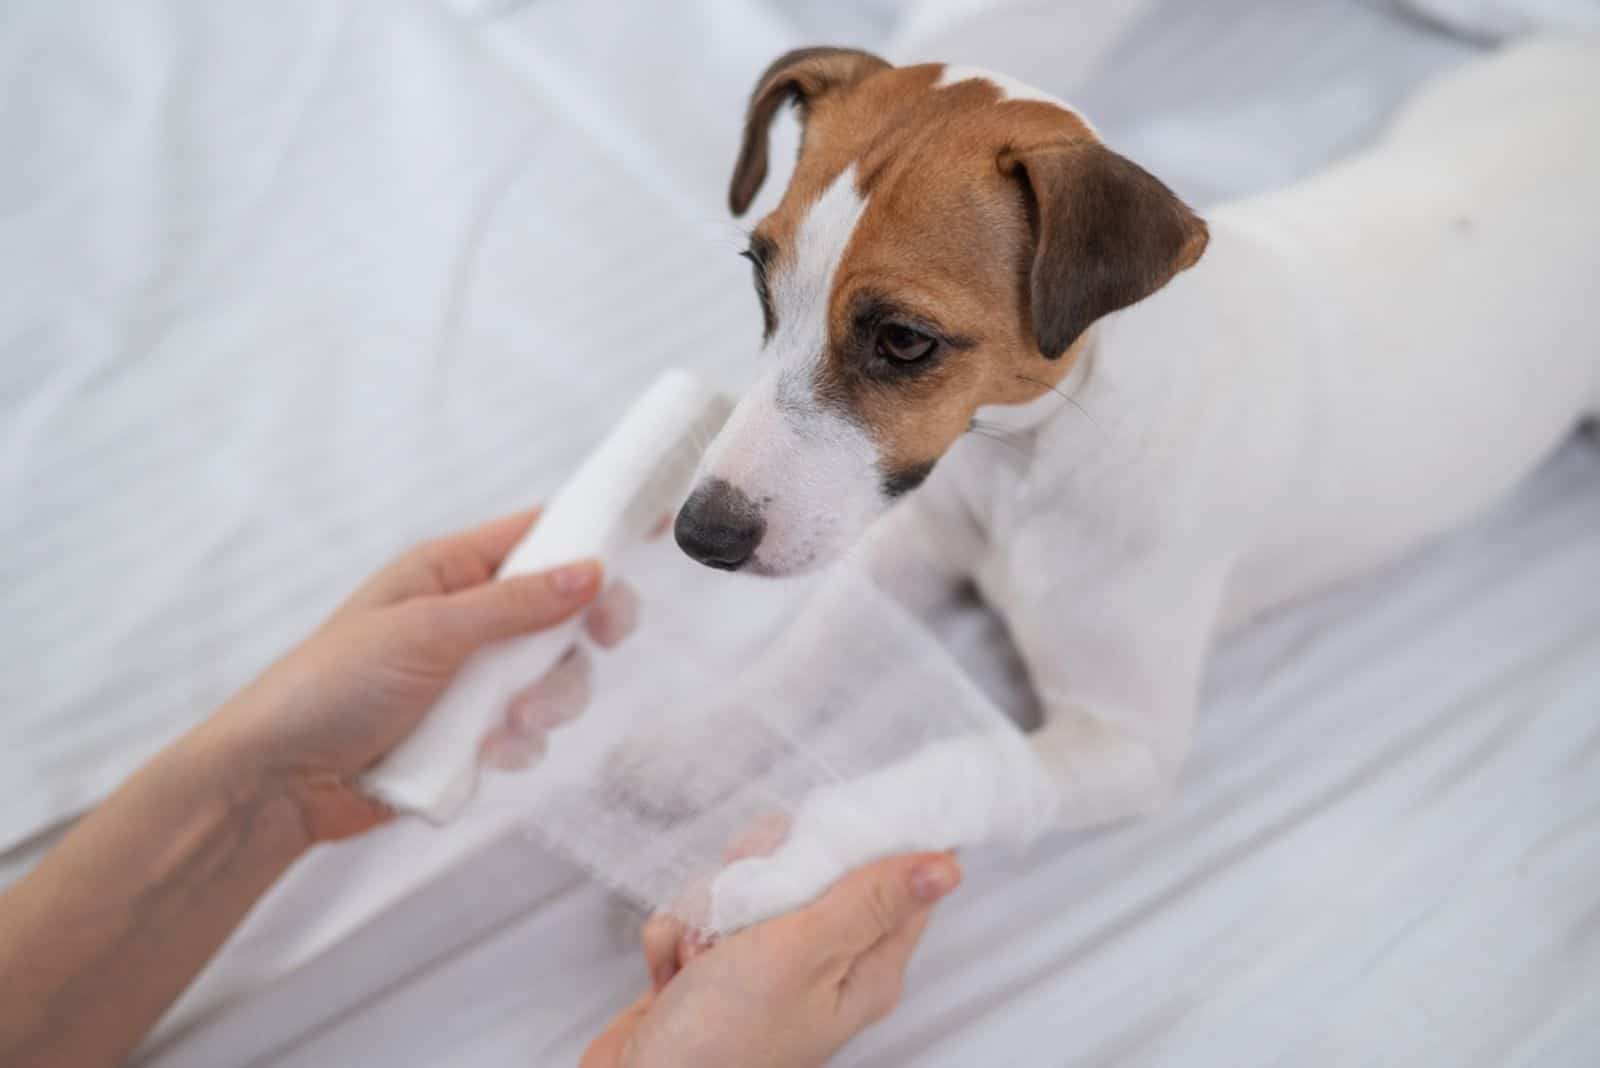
[707,731,1054,932]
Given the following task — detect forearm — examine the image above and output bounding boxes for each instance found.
[0,717,310,1067]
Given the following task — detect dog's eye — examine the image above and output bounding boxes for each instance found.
[876,324,937,363]
[741,248,776,339]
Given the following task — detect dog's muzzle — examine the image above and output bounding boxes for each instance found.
[675,478,766,571]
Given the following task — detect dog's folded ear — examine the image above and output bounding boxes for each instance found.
[1002,141,1208,359]
[729,47,891,217]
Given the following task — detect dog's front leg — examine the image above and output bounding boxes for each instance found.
[704,556,1224,930]
[1012,561,1226,831]
[856,473,987,616]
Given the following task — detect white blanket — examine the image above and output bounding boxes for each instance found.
[1,0,773,855]
[5,0,1598,1064]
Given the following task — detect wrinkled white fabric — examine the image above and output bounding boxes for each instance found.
[10,1,1600,1066]
[1390,0,1600,41]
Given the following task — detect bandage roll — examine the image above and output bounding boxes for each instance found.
[362,369,734,822]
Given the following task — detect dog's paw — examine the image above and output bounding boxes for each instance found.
[707,835,848,932]
[705,734,1054,930]
[706,779,905,931]
[708,854,836,933]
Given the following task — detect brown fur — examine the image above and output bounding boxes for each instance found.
[730,48,1207,481]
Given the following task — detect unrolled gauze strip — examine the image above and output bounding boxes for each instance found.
[362,369,733,822]
[518,551,1053,933]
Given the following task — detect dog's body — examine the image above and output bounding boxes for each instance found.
[676,40,1600,924]
[1198,45,1600,625]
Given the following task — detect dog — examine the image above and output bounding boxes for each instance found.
[670,40,1600,927]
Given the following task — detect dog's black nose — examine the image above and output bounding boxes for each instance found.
[675,478,765,571]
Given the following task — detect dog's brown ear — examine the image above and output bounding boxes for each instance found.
[729,47,890,216]
[1002,140,1208,358]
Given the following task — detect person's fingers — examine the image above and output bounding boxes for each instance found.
[641,911,687,991]
[450,509,542,575]
[478,725,548,771]
[677,926,716,971]
[720,812,791,864]
[651,875,715,976]
[338,510,541,613]
[410,510,546,598]
[797,853,962,961]
[292,778,396,842]
[579,991,653,1068]
[838,904,934,1028]
[583,580,640,648]
[507,648,593,733]
[640,814,797,993]
[424,559,602,652]
[644,813,789,980]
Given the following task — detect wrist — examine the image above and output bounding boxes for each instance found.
[181,708,317,863]
[199,683,400,845]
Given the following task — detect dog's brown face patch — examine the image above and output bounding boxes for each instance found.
[679,51,1207,575]
[836,71,1094,481]
[736,60,1205,485]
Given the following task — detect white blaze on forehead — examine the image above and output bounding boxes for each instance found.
[934,64,1100,135]
[770,164,868,398]
[694,164,884,573]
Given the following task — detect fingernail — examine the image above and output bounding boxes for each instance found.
[682,927,714,961]
[480,730,544,771]
[549,560,600,596]
[479,733,524,771]
[911,860,960,903]
[510,649,589,732]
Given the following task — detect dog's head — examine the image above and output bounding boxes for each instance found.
[676,48,1208,575]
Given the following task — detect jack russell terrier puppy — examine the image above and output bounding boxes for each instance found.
[670,39,1600,925]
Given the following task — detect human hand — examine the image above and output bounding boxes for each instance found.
[203,510,637,842]
[582,852,962,1068]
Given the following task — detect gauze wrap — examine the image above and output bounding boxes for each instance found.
[522,536,1053,933]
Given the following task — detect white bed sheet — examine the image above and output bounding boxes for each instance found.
[4,0,1598,1064]
[0,0,779,857]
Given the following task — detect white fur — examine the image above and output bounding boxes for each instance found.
[709,41,1600,923]
[936,63,1101,135]
[693,166,881,574]
[936,63,1063,106]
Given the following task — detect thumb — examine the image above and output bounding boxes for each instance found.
[799,852,962,960]
[429,559,603,652]
[581,991,653,1068]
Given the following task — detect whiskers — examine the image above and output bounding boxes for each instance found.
[965,417,1032,457]
[704,219,755,253]
[963,370,1097,458]
[1014,373,1099,430]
